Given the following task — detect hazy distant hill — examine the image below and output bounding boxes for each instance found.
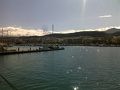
[106,28,120,36]
[105,28,120,34]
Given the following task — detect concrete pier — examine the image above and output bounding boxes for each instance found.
[0,47,64,55]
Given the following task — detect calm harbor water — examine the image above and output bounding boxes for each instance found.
[0,46,120,90]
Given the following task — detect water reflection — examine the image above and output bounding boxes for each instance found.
[73,86,79,90]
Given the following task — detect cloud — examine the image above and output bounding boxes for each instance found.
[0,27,48,36]
[99,15,112,18]
[1,26,120,36]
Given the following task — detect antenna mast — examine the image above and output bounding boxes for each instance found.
[2,28,3,37]
[52,24,54,34]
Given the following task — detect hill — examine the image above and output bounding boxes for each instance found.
[105,28,120,34]
[44,31,107,38]
[43,28,120,38]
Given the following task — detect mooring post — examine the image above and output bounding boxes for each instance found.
[17,48,19,52]
[30,47,31,51]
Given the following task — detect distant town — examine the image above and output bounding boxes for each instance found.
[0,28,120,47]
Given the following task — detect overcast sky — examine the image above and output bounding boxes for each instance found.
[0,0,120,32]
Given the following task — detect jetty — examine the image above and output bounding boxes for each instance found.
[0,45,64,55]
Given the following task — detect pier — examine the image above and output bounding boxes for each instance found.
[0,46,64,55]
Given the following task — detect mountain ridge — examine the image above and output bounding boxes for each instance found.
[43,28,120,38]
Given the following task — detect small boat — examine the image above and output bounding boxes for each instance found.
[48,45,64,50]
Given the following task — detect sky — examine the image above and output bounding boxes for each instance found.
[0,0,120,35]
